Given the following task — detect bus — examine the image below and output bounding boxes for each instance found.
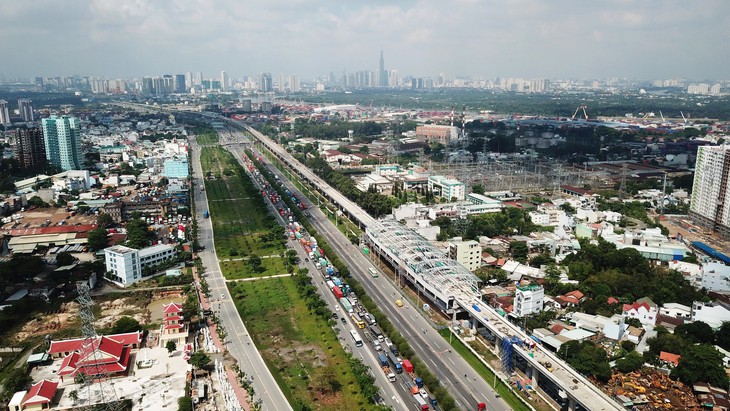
[368,267,379,278]
[349,329,363,347]
[351,313,366,329]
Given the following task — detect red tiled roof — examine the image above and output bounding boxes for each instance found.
[164,315,182,322]
[49,331,141,356]
[6,224,98,236]
[607,297,619,304]
[163,302,183,314]
[660,351,681,366]
[59,346,131,377]
[550,324,566,334]
[22,379,58,406]
[164,324,184,330]
[624,302,652,312]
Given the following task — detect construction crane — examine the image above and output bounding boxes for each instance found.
[680,111,689,126]
[571,105,589,121]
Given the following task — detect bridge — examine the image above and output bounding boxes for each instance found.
[236,122,623,411]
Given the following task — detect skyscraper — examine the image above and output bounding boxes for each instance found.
[174,74,186,93]
[690,145,730,237]
[42,115,82,171]
[0,100,9,125]
[18,99,34,122]
[14,127,46,169]
[221,71,229,91]
[379,49,388,87]
[289,75,301,92]
[260,72,273,92]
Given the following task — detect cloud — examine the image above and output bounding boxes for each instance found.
[0,0,727,80]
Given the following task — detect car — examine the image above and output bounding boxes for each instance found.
[395,299,403,307]
[305,258,309,262]
[221,294,225,299]
[340,317,347,325]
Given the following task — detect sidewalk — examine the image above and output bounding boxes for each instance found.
[192,265,251,411]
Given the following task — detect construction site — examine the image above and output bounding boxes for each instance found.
[601,370,701,410]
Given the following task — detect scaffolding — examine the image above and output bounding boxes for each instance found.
[366,219,480,303]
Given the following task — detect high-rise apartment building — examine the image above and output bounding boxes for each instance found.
[690,145,730,237]
[14,127,46,169]
[42,115,82,171]
[289,75,300,92]
[0,100,9,125]
[260,72,273,92]
[174,74,186,93]
[18,99,33,122]
[220,71,229,91]
[448,240,482,272]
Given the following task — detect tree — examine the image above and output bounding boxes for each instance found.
[166,341,177,356]
[509,241,528,263]
[675,321,715,344]
[189,352,211,369]
[27,196,48,208]
[97,212,114,229]
[672,344,729,388]
[716,322,730,351]
[177,396,193,411]
[69,390,79,405]
[1,368,31,402]
[125,218,151,249]
[472,184,485,195]
[616,351,644,373]
[87,227,109,251]
[111,316,141,334]
[248,254,262,272]
[56,252,75,267]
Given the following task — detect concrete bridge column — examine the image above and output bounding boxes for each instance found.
[493,335,501,356]
[530,365,539,387]
[568,396,577,411]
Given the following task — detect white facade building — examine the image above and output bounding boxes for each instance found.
[513,285,544,317]
[700,262,730,292]
[448,240,482,272]
[428,175,465,201]
[692,301,730,329]
[105,244,176,287]
[690,145,730,236]
[105,245,141,286]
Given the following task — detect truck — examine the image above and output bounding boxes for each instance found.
[203,210,209,219]
[377,354,396,382]
[415,377,424,388]
[387,351,402,374]
[369,324,385,342]
[384,338,400,356]
[332,278,343,287]
[413,393,429,411]
[402,358,414,373]
[332,286,344,300]
[325,280,335,290]
[339,297,353,313]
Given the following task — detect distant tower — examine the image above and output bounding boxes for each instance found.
[379,49,388,87]
[18,99,34,122]
[259,72,272,92]
[0,100,9,125]
[220,71,229,92]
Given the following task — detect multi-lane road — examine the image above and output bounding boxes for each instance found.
[238,142,512,411]
[190,137,292,411]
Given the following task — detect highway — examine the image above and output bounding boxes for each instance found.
[190,137,292,411]
[226,140,412,411]
[238,143,511,411]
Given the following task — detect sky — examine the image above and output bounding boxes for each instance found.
[0,0,728,81]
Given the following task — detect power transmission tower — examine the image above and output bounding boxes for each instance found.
[76,283,121,411]
[619,163,628,196]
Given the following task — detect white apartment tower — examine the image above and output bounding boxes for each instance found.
[220,71,229,91]
[690,145,730,237]
[0,100,9,124]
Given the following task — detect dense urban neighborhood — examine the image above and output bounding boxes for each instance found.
[0,71,728,411]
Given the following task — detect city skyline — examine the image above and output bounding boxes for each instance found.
[0,1,729,81]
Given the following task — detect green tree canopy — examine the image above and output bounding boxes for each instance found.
[87,227,109,251]
[56,252,75,267]
[672,344,729,388]
[111,316,141,334]
[97,212,114,229]
[675,321,715,344]
[125,218,151,249]
[616,351,644,373]
[189,352,211,369]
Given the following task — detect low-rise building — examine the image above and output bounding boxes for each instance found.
[448,239,482,272]
[105,244,176,287]
[513,284,544,317]
[701,262,730,292]
[428,175,465,201]
[691,301,730,329]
